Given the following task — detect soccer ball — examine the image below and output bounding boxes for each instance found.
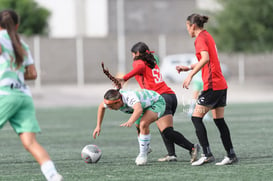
[81,144,102,163]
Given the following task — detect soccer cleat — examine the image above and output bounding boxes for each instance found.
[135,153,148,166]
[157,155,177,162]
[190,144,200,163]
[215,156,238,165]
[191,154,215,166]
[50,173,63,181]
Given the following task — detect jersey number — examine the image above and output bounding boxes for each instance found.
[152,69,163,83]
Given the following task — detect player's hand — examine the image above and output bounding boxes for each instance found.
[183,75,192,89]
[116,78,126,87]
[120,121,134,127]
[92,127,101,139]
[176,65,190,73]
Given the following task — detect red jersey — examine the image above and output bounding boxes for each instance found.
[195,30,227,91]
[123,60,174,95]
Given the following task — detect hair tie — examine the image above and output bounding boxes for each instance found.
[146,50,155,54]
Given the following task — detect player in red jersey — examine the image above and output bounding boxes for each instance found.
[118,42,199,163]
[176,14,237,166]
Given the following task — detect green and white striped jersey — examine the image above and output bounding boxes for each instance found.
[0,30,33,96]
[119,89,161,114]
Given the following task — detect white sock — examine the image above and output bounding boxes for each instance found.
[138,134,151,155]
[41,160,58,181]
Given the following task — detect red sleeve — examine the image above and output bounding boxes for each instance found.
[195,36,208,54]
[123,60,145,81]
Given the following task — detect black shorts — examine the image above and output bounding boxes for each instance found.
[161,94,177,116]
[197,89,227,109]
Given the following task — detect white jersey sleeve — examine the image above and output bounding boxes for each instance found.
[121,91,140,108]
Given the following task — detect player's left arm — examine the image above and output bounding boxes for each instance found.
[120,102,143,127]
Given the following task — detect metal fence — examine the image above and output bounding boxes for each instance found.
[23,35,273,88]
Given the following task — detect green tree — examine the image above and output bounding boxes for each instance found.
[208,0,273,53]
[0,0,50,36]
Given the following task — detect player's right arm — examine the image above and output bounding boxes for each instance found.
[24,64,37,80]
[176,63,198,73]
[93,101,106,139]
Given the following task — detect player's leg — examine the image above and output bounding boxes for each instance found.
[135,121,152,154]
[191,89,217,166]
[135,110,158,165]
[156,115,199,163]
[191,104,215,166]
[156,115,176,161]
[158,94,199,162]
[157,93,176,161]
[212,107,238,165]
[20,132,50,164]
[20,133,62,180]
[12,96,63,180]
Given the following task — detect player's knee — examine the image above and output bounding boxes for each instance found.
[22,139,35,151]
[139,121,150,131]
[162,127,174,141]
[20,134,36,151]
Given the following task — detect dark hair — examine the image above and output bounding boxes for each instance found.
[101,62,122,90]
[131,42,156,69]
[0,9,24,68]
[104,89,121,100]
[187,13,209,28]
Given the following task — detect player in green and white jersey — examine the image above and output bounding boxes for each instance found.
[93,88,166,165]
[0,10,62,181]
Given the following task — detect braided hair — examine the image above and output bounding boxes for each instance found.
[131,42,156,69]
[101,62,122,90]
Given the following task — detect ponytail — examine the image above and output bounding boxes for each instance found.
[101,62,122,90]
[0,10,24,68]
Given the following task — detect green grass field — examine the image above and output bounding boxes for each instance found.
[0,102,273,181]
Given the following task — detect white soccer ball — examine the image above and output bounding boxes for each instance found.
[81,144,102,163]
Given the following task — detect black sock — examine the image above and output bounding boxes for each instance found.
[192,116,211,156]
[214,118,236,158]
[162,127,194,152]
[160,129,176,156]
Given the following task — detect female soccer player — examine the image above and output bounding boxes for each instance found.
[176,13,238,166]
[93,88,166,165]
[116,42,199,163]
[0,10,63,180]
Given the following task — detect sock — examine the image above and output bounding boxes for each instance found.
[214,118,235,158]
[162,127,193,151]
[192,116,212,156]
[138,134,151,155]
[41,160,58,181]
[160,129,176,156]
